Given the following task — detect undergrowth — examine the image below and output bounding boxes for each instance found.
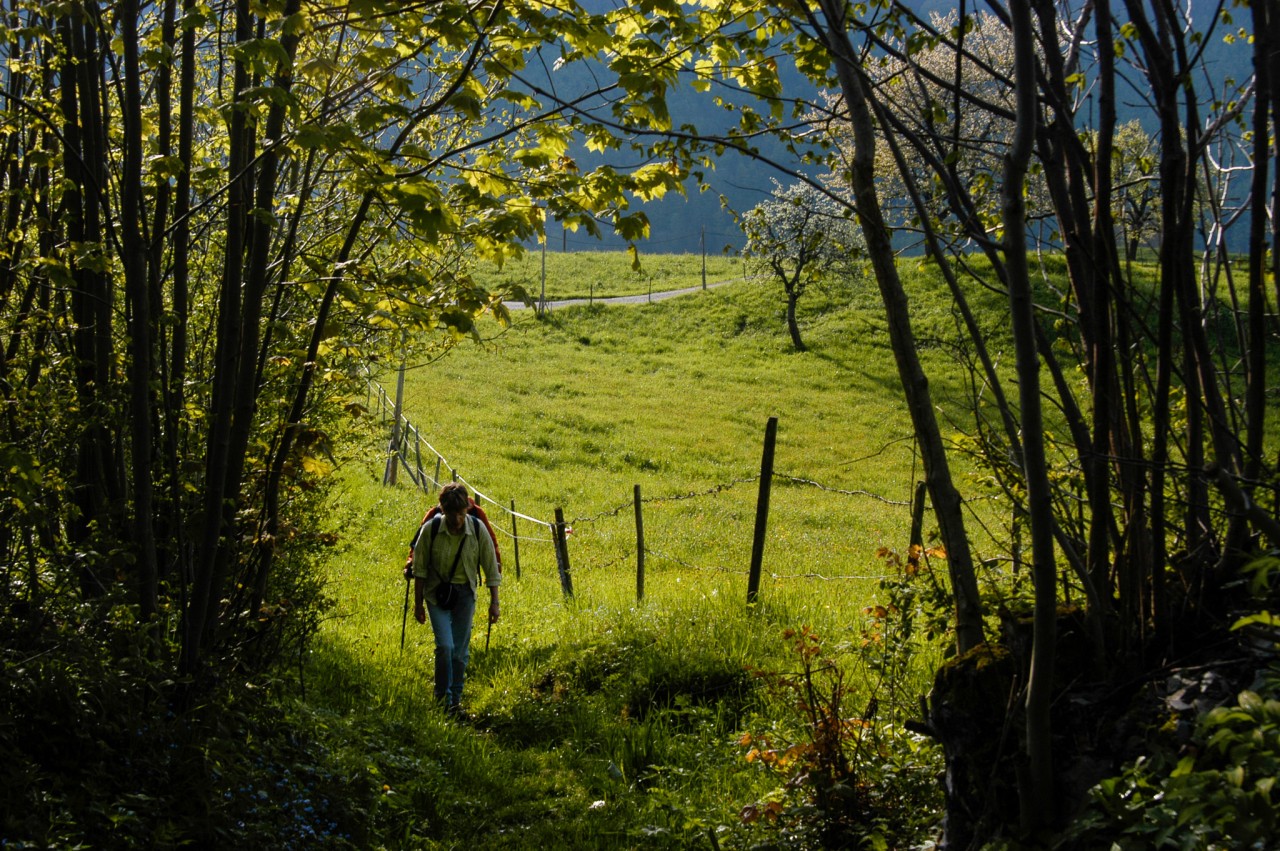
[1058,558,1280,850]
[0,597,365,849]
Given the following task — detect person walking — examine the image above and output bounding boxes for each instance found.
[413,482,501,717]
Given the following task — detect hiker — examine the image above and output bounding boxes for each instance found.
[404,492,502,578]
[412,482,501,716]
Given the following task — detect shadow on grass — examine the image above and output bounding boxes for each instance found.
[304,614,769,849]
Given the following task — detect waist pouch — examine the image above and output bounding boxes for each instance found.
[437,582,468,611]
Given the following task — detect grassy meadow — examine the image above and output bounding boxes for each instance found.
[475,249,751,301]
[304,252,1001,847]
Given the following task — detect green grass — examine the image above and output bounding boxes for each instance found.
[477,250,749,301]
[308,256,970,847]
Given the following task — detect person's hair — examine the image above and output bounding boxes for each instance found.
[439,482,469,512]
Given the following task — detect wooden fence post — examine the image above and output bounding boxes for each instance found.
[433,457,442,491]
[510,499,522,580]
[747,416,778,605]
[414,429,425,488]
[539,238,547,317]
[634,484,645,602]
[553,507,574,598]
[909,480,927,571]
[383,361,405,485]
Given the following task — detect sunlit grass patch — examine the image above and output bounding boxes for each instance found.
[314,260,960,846]
[475,250,748,302]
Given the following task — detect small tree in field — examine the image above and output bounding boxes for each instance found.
[742,181,863,351]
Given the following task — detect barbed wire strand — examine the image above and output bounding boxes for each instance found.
[640,548,888,582]
[571,476,761,525]
[368,373,556,531]
[772,473,912,506]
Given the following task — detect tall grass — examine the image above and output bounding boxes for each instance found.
[307,254,973,846]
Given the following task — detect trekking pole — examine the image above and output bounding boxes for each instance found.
[485,617,492,652]
[400,574,411,651]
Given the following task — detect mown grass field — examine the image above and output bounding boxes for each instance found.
[304,252,999,847]
[475,249,750,302]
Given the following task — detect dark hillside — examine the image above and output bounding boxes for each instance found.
[544,1,1251,254]
[521,27,819,254]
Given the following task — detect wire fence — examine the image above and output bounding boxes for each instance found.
[368,376,554,541]
[367,374,929,590]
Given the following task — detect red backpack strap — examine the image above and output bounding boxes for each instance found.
[467,502,502,565]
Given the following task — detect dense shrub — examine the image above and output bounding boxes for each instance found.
[1062,672,1280,851]
[0,596,371,849]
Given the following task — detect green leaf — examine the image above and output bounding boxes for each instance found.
[147,155,187,180]
[232,37,291,74]
[298,55,341,82]
[302,449,335,476]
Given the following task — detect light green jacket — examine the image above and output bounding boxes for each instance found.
[412,515,500,605]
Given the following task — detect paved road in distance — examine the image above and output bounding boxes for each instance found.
[504,277,748,311]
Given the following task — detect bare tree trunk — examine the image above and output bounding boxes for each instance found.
[256,188,376,631]
[245,136,318,631]
[785,290,806,351]
[1244,0,1272,495]
[1006,1,1056,829]
[183,0,254,676]
[1124,2,1241,578]
[213,0,303,636]
[816,0,984,654]
[1028,0,1124,646]
[1081,0,1126,627]
[62,5,123,597]
[150,0,177,579]
[166,0,197,613]
[1271,0,1280,336]
[118,0,160,623]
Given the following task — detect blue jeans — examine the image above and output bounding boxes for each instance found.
[426,583,476,706]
